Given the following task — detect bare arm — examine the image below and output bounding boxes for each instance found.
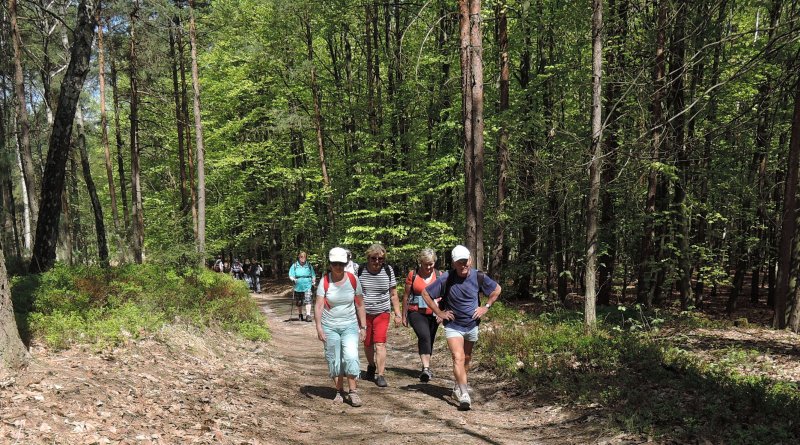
[473,284,502,320]
[421,289,453,321]
[355,295,367,342]
[314,293,326,341]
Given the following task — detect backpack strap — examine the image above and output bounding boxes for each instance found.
[323,272,357,310]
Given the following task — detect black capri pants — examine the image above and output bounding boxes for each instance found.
[407,310,439,355]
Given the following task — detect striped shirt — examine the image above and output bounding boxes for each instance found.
[358,265,397,314]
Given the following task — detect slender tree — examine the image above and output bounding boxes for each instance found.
[490,0,510,278]
[188,0,207,258]
[29,0,99,273]
[129,1,144,263]
[76,107,108,265]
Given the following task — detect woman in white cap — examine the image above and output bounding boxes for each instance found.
[314,247,367,406]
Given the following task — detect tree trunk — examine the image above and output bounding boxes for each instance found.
[9,0,39,232]
[490,0,510,278]
[29,0,98,273]
[170,17,189,221]
[110,56,131,238]
[460,0,485,268]
[76,107,108,266]
[0,246,27,370]
[585,0,603,331]
[129,1,144,264]
[188,0,206,259]
[776,79,800,329]
[637,0,667,306]
[305,15,335,229]
[96,12,122,259]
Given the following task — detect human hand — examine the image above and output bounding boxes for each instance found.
[439,310,455,322]
[402,316,408,328]
[359,329,366,342]
[317,329,326,342]
[472,305,489,320]
[393,313,402,327]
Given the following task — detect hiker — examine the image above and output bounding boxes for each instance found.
[357,243,401,387]
[213,255,225,273]
[344,249,359,275]
[421,245,501,410]
[250,260,263,293]
[289,251,316,322]
[231,259,245,280]
[402,248,442,383]
[315,247,367,407]
[243,259,253,289]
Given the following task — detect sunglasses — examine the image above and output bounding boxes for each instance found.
[369,256,385,262]
[330,261,346,266]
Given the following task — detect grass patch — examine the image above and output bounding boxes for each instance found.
[12,263,270,350]
[479,302,800,444]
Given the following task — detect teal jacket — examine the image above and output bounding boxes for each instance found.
[289,261,316,292]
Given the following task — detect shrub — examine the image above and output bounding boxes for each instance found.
[14,263,270,350]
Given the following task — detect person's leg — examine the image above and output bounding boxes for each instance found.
[323,325,343,378]
[408,311,432,368]
[304,290,313,320]
[375,342,387,375]
[372,313,390,377]
[364,314,376,376]
[445,331,468,385]
[341,323,360,389]
[428,314,440,362]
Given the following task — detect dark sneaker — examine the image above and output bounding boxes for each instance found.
[419,367,432,383]
[365,364,376,381]
[305,315,313,322]
[346,390,362,407]
[375,375,388,387]
[298,314,304,322]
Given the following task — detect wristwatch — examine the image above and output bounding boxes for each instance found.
[484,303,492,309]
[359,326,367,331]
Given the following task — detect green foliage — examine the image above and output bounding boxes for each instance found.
[13,264,270,350]
[479,308,800,443]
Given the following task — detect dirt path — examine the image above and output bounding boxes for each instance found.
[0,282,642,444]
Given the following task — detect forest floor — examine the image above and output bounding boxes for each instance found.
[1,278,798,444]
[0,279,648,445]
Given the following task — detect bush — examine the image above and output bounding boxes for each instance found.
[14,263,270,350]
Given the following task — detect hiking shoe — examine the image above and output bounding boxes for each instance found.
[453,385,471,410]
[374,375,387,388]
[298,314,305,322]
[419,367,432,383]
[305,315,313,322]
[333,391,344,403]
[346,390,362,407]
[365,364,376,381]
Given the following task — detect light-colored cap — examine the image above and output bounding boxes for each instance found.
[329,247,348,263]
[452,245,471,262]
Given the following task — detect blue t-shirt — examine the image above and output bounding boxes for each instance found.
[425,269,498,332]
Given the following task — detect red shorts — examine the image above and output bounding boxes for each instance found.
[364,312,390,347]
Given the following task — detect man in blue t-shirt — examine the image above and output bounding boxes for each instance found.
[421,245,501,410]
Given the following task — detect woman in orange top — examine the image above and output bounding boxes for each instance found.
[401,248,441,382]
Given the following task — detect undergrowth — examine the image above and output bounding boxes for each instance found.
[479,303,800,444]
[12,263,270,350]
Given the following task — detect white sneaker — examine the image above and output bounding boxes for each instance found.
[453,385,471,410]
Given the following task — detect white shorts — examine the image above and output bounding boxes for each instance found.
[444,326,479,342]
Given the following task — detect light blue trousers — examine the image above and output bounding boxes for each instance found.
[322,322,361,378]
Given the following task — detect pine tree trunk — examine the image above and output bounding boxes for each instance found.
[585,0,603,331]
[490,0,510,278]
[110,57,131,237]
[188,0,206,258]
[637,0,667,306]
[76,107,109,265]
[129,1,144,264]
[96,13,122,259]
[0,246,27,370]
[9,0,39,232]
[305,15,335,228]
[775,78,800,329]
[170,18,189,221]
[29,0,98,273]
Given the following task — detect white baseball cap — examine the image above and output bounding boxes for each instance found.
[452,245,471,262]
[329,247,348,263]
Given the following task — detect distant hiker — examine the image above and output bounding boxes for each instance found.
[357,243,401,388]
[250,260,263,293]
[402,248,442,383]
[213,255,224,273]
[343,249,359,275]
[231,259,245,280]
[421,245,501,410]
[243,259,253,289]
[289,251,316,322]
[315,247,367,407]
